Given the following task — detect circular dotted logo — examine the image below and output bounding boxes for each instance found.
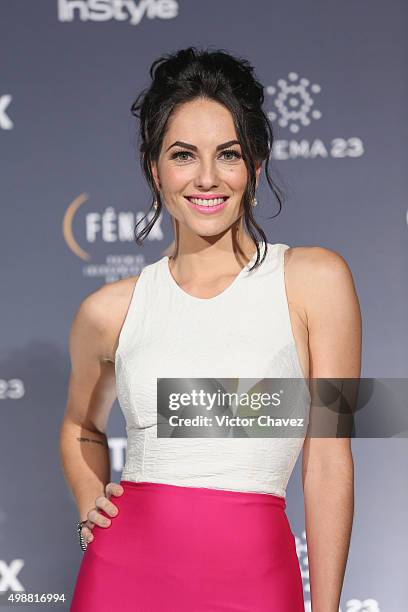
[267,72,322,133]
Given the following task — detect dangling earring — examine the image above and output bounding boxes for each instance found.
[153,187,161,210]
[251,195,258,207]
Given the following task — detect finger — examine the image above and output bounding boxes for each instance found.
[105,482,124,498]
[88,507,111,528]
[85,519,95,530]
[85,513,95,529]
[95,494,119,518]
[81,526,94,543]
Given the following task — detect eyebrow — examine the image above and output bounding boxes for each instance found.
[165,140,241,153]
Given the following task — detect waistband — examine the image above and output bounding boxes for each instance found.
[120,480,286,509]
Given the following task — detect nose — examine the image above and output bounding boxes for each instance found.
[194,157,219,190]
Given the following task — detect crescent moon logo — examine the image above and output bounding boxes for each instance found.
[63,193,90,261]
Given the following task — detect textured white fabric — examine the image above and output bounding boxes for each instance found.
[115,242,310,498]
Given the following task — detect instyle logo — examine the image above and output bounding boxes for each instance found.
[57,0,179,25]
[267,72,365,160]
[0,95,13,130]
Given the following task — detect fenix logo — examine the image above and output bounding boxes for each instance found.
[57,0,179,25]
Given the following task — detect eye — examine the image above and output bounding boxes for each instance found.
[170,150,192,161]
[170,149,242,162]
[220,148,242,161]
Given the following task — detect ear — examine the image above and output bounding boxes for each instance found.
[255,160,262,188]
[150,160,161,192]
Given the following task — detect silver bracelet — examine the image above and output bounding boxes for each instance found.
[76,520,88,552]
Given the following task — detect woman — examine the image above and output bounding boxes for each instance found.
[61,47,360,611]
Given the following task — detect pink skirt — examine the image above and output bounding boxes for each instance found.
[70,480,304,611]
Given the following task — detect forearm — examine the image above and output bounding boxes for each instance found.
[59,419,111,521]
[303,456,354,612]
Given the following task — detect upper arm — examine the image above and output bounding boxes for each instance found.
[301,247,362,477]
[63,289,118,434]
[306,248,361,380]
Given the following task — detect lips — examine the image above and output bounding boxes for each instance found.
[184,196,229,206]
[184,195,230,213]
[185,195,229,200]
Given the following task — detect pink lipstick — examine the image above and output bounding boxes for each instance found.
[184,195,230,215]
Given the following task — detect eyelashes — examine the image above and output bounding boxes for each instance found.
[170,148,242,162]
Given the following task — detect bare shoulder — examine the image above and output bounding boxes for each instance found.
[284,245,360,321]
[284,244,354,278]
[73,275,140,363]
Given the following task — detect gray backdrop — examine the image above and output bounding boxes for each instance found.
[1,0,407,610]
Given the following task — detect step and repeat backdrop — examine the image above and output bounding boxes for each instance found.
[1,1,407,610]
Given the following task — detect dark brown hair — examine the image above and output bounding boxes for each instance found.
[130,46,284,271]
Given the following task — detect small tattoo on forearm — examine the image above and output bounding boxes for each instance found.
[77,436,108,447]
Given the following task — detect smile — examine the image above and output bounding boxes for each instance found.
[185,196,229,208]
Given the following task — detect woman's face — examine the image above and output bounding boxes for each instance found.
[151,97,261,241]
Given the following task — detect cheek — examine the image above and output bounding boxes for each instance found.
[161,166,191,190]
[226,166,247,192]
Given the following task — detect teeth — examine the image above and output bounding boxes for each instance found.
[188,197,227,207]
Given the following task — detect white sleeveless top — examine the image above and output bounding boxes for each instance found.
[115,242,310,498]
